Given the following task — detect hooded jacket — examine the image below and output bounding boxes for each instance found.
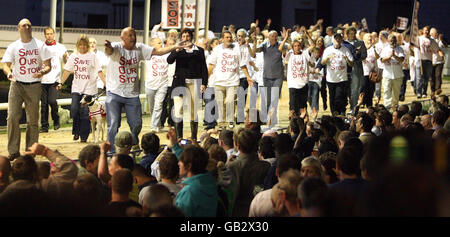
[176,172,218,217]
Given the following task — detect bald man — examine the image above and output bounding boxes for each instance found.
[103,27,190,151]
[1,19,51,160]
[0,156,11,193]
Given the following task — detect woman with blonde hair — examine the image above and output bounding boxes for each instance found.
[59,34,105,142]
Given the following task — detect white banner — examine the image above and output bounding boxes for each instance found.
[396,16,409,30]
[161,0,206,29]
[361,18,368,31]
[410,0,420,47]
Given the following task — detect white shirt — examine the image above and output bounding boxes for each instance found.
[418,35,439,61]
[400,43,410,70]
[309,66,323,87]
[380,45,405,79]
[363,46,378,76]
[1,38,51,83]
[324,35,333,47]
[106,42,153,98]
[167,62,176,87]
[322,45,353,83]
[64,52,101,95]
[94,49,109,89]
[144,53,169,90]
[208,43,246,87]
[248,189,275,217]
[238,43,252,79]
[41,42,66,84]
[252,52,265,86]
[206,52,216,87]
[375,41,387,70]
[432,38,445,65]
[285,48,314,89]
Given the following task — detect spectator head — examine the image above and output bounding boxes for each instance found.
[158,152,179,182]
[12,155,38,182]
[297,177,329,217]
[432,128,449,140]
[393,110,407,129]
[180,28,193,41]
[149,205,185,217]
[202,136,218,151]
[400,113,413,129]
[344,137,364,156]
[318,137,338,156]
[274,133,294,157]
[437,95,448,106]
[78,144,100,175]
[108,154,135,176]
[410,101,422,118]
[236,129,258,154]
[376,109,392,127]
[345,26,357,41]
[336,147,362,177]
[333,32,343,47]
[36,161,50,181]
[167,29,178,40]
[318,152,338,184]
[271,169,303,216]
[356,112,375,133]
[398,104,409,114]
[132,164,153,186]
[150,37,163,50]
[73,173,101,204]
[432,110,446,128]
[218,130,234,149]
[301,156,324,179]
[276,153,301,178]
[326,26,333,35]
[142,184,173,216]
[258,136,275,160]
[179,146,209,177]
[0,156,11,185]
[337,130,357,150]
[111,168,133,196]
[141,132,160,155]
[420,114,433,130]
[114,131,133,154]
[207,144,227,164]
[379,30,389,42]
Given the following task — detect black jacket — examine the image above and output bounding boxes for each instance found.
[167,46,208,88]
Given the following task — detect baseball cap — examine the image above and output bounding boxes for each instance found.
[334,32,343,39]
[115,131,133,149]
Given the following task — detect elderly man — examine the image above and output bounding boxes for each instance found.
[1,19,51,160]
[104,27,189,152]
[251,29,288,128]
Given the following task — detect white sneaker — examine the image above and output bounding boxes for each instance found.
[422,94,427,98]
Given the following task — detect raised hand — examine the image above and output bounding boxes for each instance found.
[104,40,113,50]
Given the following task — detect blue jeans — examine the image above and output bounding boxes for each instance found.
[261,77,283,126]
[308,82,320,110]
[349,65,364,110]
[417,60,433,95]
[105,91,142,150]
[71,93,91,140]
[203,87,217,129]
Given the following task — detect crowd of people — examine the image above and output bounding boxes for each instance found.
[0,17,449,217]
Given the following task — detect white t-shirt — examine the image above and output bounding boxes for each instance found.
[167,62,176,87]
[418,35,439,61]
[324,35,333,47]
[363,46,378,76]
[322,45,353,83]
[285,48,314,89]
[238,43,252,79]
[145,53,169,90]
[380,45,405,80]
[432,39,445,65]
[41,42,66,84]
[375,41,387,70]
[400,43,410,70]
[252,52,264,86]
[208,44,246,87]
[1,38,51,83]
[106,42,153,98]
[206,53,216,87]
[94,50,109,89]
[64,52,102,95]
[309,66,323,87]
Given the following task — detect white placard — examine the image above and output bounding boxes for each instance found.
[396,17,409,30]
[161,0,206,29]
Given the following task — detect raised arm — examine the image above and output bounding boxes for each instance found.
[98,142,112,183]
[279,27,291,53]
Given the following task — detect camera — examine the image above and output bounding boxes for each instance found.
[180,139,191,145]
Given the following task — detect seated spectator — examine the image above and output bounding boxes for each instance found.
[107,168,141,217]
[140,132,160,176]
[249,153,301,217]
[176,146,218,217]
[141,184,174,216]
[298,177,330,217]
[356,112,375,145]
[373,109,393,136]
[158,152,182,197]
[258,136,276,165]
[73,173,106,216]
[271,169,303,217]
[420,114,433,131]
[264,133,295,190]
[133,164,157,205]
[219,130,237,160]
[98,142,135,184]
[393,109,407,129]
[318,152,338,184]
[0,156,11,193]
[78,144,100,175]
[432,110,446,130]
[318,136,339,156]
[301,156,325,179]
[337,130,358,150]
[227,129,270,216]
[202,136,219,151]
[400,113,413,129]
[409,101,422,120]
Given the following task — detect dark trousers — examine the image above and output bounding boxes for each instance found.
[327,81,348,116]
[361,76,375,107]
[431,64,443,92]
[418,60,433,96]
[203,87,217,129]
[41,83,60,129]
[400,69,410,99]
[71,93,90,140]
[320,77,327,110]
[160,86,175,127]
[289,85,309,115]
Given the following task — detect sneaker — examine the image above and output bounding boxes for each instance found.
[73,135,80,141]
[399,95,405,102]
[422,94,427,98]
[228,122,234,129]
[80,139,87,143]
[40,127,49,133]
[417,94,422,99]
[8,153,20,161]
[54,124,60,130]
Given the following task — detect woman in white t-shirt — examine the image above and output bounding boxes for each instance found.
[307,47,322,120]
[204,38,220,130]
[59,34,105,142]
[361,33,377,107]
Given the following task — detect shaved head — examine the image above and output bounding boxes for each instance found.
[121,27,137,49]
[18,18,31,27]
